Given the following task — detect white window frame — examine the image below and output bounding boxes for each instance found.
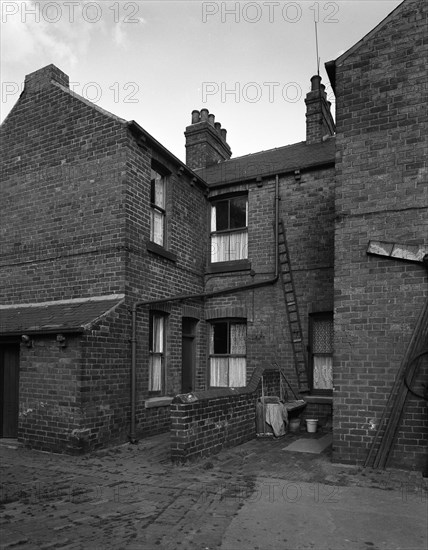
[150,168,166,247]
[149,312,166,393]
[210,196,248,263]
[310,312,333,394]
[209,320,247,387]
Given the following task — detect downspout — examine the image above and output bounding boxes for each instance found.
[129,175,280,443]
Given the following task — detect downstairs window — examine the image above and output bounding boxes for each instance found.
[209,320,246,387]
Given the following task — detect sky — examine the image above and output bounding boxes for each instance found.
[1,0,403,161]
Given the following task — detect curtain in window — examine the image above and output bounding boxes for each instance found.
[211,233,228,262]
[152,210,164,246]
[229,230,248,260]
[154,176,165,208]
[211,205,217,232]
[229,357,246,387]
[211,232,248,262]
[230,323,246,354]
[210,357,228,387]
[149,355,162,391]
[313,356,333,389]
[149,316,164,392]
[153,316,164,352]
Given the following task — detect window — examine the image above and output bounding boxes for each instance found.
[310,313,333,394]
[150,168,166,246]
[210,196,248,263]
[209,321,246,387]
[149,313,166,393]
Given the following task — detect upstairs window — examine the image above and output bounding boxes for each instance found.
[310,313,333,394]
[210,196,248,263]
[150,168,166,246]
[209,320,246,387]
[149,313,166,393]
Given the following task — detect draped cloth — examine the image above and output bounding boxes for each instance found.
[265,403,289,437]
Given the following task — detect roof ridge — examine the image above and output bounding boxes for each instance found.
[216,141,307,164]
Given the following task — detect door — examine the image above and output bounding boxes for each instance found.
[181,318,197,393]
[0,344,20,438]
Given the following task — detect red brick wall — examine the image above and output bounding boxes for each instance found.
[333,0,428,469]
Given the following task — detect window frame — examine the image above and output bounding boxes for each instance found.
[148,311,168,395]
[210,194,248,264]
[150,166,167,247]
[208,319,247,388]
[308,311,333,396]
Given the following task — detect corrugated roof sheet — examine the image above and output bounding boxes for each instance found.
[0,296,124,335]
[196,138,335,185]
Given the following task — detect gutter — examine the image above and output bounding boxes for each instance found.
[128,174,281,443]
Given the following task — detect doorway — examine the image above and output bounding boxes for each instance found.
[181,318,197,393]
[0,343,20,438]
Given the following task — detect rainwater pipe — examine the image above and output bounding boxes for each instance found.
[129,175,281,443]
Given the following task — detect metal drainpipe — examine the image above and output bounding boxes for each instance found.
[128,175,280,443]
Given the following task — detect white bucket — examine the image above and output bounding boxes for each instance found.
[306,419,318,433]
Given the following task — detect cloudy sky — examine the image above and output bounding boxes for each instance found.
[1,0,402,160]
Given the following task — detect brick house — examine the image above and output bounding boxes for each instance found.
[326,0,427,470]
[0,62,336,454]
[1,0,426,470]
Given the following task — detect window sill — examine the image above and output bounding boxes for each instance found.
[303,395,332,405]
[206,260,251,274]
[145,397,173,408]
[146,241,177,262]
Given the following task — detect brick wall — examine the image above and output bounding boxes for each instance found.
[204,165,335,391]
[1,65,212,449]
[18,335,82,453]
[170,368,280,462]
[124,134,209,433]
[0,68,128,304]
[333,0,428,469]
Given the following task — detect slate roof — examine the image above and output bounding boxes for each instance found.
[0,295,124,336]
[196,138,336,186]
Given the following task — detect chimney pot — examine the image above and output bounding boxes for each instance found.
[221,128,227,141]
[200,108,209,122]
[215,122,221,135]
[208,113,215,126]
[191,110,200,124]
[310,74,322,91]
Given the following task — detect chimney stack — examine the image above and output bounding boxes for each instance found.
[24,64,69,94]
[305,75,335,144]
[184,109,232,170]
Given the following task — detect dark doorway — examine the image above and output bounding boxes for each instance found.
[0,344,20,438]
[181,318,197,393]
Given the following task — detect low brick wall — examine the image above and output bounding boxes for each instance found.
[170,367,280,462]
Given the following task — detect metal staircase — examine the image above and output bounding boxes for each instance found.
[278,220,310,393]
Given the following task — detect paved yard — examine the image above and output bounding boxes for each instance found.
[0,430,426,549]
